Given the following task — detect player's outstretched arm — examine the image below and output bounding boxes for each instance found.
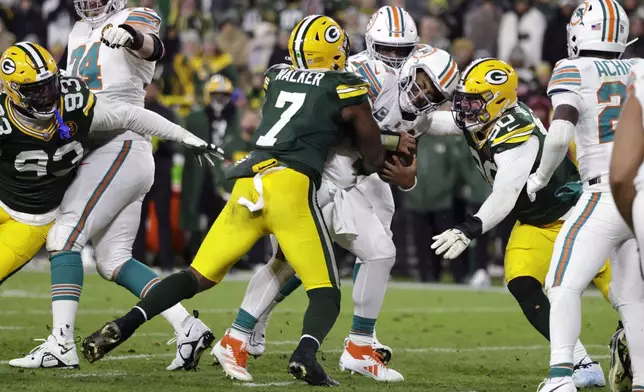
[611,93,644,231]
[341,101,388,174]
[423,111,462,136]
[100,9,164,61]
[89,96,223,164]
[526,95,579,199]
[432,137,539,260]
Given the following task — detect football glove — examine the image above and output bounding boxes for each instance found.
[526,172,549,202]
[101,24,144,50]
[181,134,224,166]
[431,229,471,260]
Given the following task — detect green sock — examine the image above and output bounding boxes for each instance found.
[278,275,303,298]
[115,259,160,298]
[232,308,258,335]
[301,287,341,344]
[549,363,573,378]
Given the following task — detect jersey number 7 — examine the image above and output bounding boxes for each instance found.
[69,42,103,90]
[597,81,627,144]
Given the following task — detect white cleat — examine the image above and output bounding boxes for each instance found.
[166,312,215,371]
[469,268,492,288]
[9,335,79,369]
[537,376,578,392]
[247,314,269,358]
[339,340,403,382]
[573,357,606,389]
[609,327,632,392]
[211,331,253,381]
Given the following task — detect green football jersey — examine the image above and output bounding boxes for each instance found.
[0,76,96,215]
[463,101,579,226]
[226,64,370,186]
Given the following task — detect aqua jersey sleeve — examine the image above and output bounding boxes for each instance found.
[547,59,582,97]
[124,7,162,35]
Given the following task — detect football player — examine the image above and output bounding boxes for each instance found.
[10,0,215,371]
[426,58,607,389]
[609,60,644,392]
[80,15,414,386]
[0,43,217,302]
[215,5,425,373]
[524,1,638,391]
[210,46,455,383]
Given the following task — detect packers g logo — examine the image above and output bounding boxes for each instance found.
[325,26,341,43]
[484,69,508,85]
[1,58,15,75]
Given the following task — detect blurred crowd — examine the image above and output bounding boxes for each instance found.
[2,0,644,286]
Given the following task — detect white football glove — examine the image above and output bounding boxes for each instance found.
[526,172,549,202]
[101,25,135,49]
[431,228,471,260]
[181,133,225,166]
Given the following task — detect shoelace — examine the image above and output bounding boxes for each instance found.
[27,339,48,355]
[167,335,178,346]
[536,379,548,392]
[574,357,599,370]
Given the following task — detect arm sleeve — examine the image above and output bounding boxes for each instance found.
[547,60,582,97]
[424,111,462,136]
[90,97,192,143]
[123,7,162,36]
[534,92,580,181]
[474,136,539,234]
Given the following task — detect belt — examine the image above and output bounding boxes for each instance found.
[586,174,610,186]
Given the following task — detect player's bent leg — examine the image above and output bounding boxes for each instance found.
[0,216,50,285]
[267,169,340,386]
[81,178,265,364]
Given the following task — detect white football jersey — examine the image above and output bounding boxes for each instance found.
[323,58,421,188]
[67,7,161,142]
[547,57,639,187]
[627,61,644,191]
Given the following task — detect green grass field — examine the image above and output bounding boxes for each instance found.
[0,272,618,392]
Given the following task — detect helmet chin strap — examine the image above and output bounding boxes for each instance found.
[54,109,71,139]
[626,38,639,48]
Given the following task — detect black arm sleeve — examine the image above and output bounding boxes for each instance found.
[145,33,165,62]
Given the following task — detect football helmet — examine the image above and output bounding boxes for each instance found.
[452,58,518,135]
[74,0,127,27]
[288,15,349,71]
[567,0,630,58]
[1,42,61,120]
[204,74,234,107]
[399,47,459,116]
[365,6,419,69]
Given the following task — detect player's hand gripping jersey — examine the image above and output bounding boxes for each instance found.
[547,57,639,189]
[66,6,160,143]
[226,63,370,187]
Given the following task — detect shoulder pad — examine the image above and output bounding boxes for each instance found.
[350,59,395,101]
[547,59,582,97]
[60,76,96,117]
[124,7,162,34]
[348,51,370,64]
[333,71,370,100]
[489,105,536,150]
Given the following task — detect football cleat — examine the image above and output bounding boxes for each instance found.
[609,326,633,392]
[166,311,215,371]
[81,321,123,363]
[343,331,393,365]
[572,357,606,389]
[9,335,79,369]
[288,350,339,386]
[537,377,578,392]
[211,330,253,381]
[247,313,269,358]
[339,340,403,382]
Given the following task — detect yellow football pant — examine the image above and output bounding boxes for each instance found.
[191,168,338,290]
[0,208,52,284]
[505,220,611,301]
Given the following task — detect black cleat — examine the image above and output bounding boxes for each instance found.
[375,347,392,365]
[609,326,633,392]
[81,322,123,363]
[287,352,339,387]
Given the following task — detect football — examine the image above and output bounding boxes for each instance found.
[386,151,414,167]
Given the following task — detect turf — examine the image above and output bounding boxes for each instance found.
[0,272,617,392]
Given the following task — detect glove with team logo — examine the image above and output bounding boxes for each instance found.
[181,133,225,166]
[431,215,482,260]
[526,172,549,202]
[101,24,145,50]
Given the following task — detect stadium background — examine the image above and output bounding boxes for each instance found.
[3,0,643,286]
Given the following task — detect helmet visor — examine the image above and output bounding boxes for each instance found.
[19,75,60,115]
[374,43,416,68]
